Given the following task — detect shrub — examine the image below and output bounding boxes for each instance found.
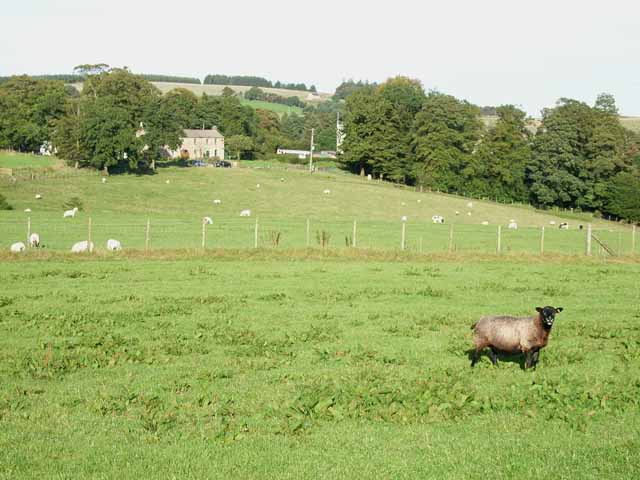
[0,193,13,210]
[63,196,83,211]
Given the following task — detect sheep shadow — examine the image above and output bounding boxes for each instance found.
[465,349,529,370]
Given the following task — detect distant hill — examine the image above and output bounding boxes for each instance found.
[482,115,639,134]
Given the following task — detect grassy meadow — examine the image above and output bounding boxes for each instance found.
[240,99,304,116]
[1,162,635,255]
[0,152,57,169]
[0,253,639,478]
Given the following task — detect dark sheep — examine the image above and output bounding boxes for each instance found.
[470,306,563,369]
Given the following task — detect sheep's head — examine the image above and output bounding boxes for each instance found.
[536,306,563,328]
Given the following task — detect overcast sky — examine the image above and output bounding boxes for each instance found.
[2,0,639,117]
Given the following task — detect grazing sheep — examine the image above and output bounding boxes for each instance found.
[29,233,40,247]
[367,174,372,181]
[240,209,251,217]
[35,194,42,200]
[202,216,213,225]
[24,208,32,213]
[470,306,563,369]
[432,215,445,224]
[10,242,26,253]
[401,216,408,222]
[455,211,460,216]
[256,184,261,188]
[549,221,556,226]
[165,180,170,184]
[280,178,285,182]
[213,199,222,205]
[101,177,107,184]
[323,189,331,194]
[467,212,472,216]
[481,221,489,226]
[467,202,473,208]
[106,239,122,251]
[559,222,569,230]
[417,199,422,203]
[71,241,94,253]
[508,222,518,230]
[63,207,79,218]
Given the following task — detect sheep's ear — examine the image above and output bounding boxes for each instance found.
[556,307,563,313]
[536,307,543,313]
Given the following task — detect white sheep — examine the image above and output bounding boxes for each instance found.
[467,202,473,208]
[101,178,107,184]
[509,219,515,223]
[165,180,170,184]
[106,239,122,251]
[24,208,32,213]
[549,221,556,226]
[323,189,331,194]
[256,183,261,189]
[401,202,406,206]
[35,194,42,200]
[29,233,40,247]
[240,209,251,217]
[432,215,445,224]
[367,174,372,181]
[455,211,460,216]
[10,242,26,253]
[202,216,213,225]
[213,199,222,205]
[481,221,489,226]
[467,212,472,216]
[63,207,79,218]
[71,241,94,253]
[401,216,408,222]
[280,178,285,182]
[417,199,422,203]
[508,222,518,230]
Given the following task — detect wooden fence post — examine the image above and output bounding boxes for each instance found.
[254,218,259,249]
[401,221,406,251]
[540,226,545,255]
[201,221,206,250]
[618,231,622,256]
[88,217,93,253]
[496,225,502,254]
[145,218,150,252]
[27,217,31,246]
[306,218,310,247]
[352,220,357,247]
[586,224,592,256]
[632,225,636,255]
[448,224,454,253]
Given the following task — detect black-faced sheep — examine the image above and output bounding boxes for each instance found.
[470,306,563,369]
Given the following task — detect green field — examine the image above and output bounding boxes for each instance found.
[0,253,639,478]
[240,99,303,116]
[620,116,640,133]
[0,152,57,169]
[1,164,634,255]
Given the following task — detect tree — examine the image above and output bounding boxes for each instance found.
[604,172,640,222]
[474,105,531,201]
[164,88,200,128]
[226,135,254,160]
[73,63,110,76]
[141,96,184,170]
[221,86,236,97]
[411,92,483,191]
[0,192,12,210]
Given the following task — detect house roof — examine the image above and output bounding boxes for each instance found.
[183,128,224,139]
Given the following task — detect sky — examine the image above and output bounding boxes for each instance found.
[2,0,639,117]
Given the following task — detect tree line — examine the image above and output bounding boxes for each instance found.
[0,71,337,171]
[243,87,306,108]
[340,77,640,222]
[204,74,316,92]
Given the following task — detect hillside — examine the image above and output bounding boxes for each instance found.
[1,160,632,254]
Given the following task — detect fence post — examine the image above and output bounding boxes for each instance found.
[201,221,206,250]
[586,224,592,256]
[27,217,31,246]
[352,220,357,247]
[497,225,502,254]
[633,225,636,255]
[145,218,150,252]
[448,224,454,253]
[401,221,406,251]
[254,218,259,249]
[540,226,545,255]
[618,231,622,256]
[88,217,93,253]
[306,218,310,247]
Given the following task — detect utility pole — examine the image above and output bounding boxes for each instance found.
[309,128,315,173]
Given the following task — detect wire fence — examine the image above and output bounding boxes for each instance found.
[1,217,637,257]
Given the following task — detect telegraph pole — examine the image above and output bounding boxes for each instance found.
[309,128,315,173]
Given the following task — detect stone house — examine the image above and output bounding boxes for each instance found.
[171,128,225,160]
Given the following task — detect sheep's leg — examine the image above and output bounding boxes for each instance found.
[524,351,533,369]
[489,348,499,366]
[532,349,540,368]
[471,348,482,367]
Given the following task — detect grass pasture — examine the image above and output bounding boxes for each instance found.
[0,253,639,478]
[0,151,57,169]
[240,99,304,116]
[1,164,634,256]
